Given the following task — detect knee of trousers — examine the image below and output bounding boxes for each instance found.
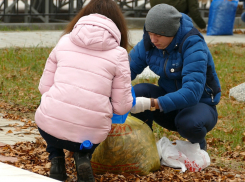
[133,83,153,97]
[175,118,207,143]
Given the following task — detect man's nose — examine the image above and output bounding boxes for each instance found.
[150,35,157,43]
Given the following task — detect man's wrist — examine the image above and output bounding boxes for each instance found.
[154,99,160,109]
[150,98,156,111]
[150,98,160,111]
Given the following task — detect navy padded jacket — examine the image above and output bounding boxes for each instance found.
[129,13,221,113]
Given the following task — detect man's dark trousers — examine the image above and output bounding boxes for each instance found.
[131,83,218,149]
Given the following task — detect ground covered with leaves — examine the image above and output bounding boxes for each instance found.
[0,43,245,181]
[1,110,245,182]
[0,136,245,182]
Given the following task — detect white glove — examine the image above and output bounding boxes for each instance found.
[130,97,151,114]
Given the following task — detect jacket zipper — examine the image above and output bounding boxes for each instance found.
[175,80,178,90]
[205,84,214,102]
[163,51,169,78]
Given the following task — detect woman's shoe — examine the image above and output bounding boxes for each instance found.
[73,152,95,182]
[49,157,67,181]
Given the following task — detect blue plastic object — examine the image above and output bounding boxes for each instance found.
[80,140,93,150]
[242,12,245,23]
[111,86,136,124]
[207,0,238,35]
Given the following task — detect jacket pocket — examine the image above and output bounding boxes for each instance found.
[168,65,182,79]
[205,65,221,98]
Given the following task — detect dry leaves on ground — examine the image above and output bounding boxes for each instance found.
[0,101,37,121]
[0,101,245,181]
[0,137,245,182]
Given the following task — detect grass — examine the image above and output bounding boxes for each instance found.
[1,43,245,170]
[0,47,52,108]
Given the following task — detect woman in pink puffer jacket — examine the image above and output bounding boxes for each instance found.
[35,1,133,181]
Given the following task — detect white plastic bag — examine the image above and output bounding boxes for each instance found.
[156,137,210,173]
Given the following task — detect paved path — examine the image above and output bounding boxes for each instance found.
[0,163,59,182]
[0,30,245,49]
[0,114,55,181]
[0,114,39,145]
[0,30,244,181]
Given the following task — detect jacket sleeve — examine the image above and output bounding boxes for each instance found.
[38,47,58,95]
[159,35,207,113]
[111,49,133,115]
[187,0,206,29]
[129,39,148,80]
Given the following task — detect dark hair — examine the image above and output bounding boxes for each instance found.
[62,0,129,50]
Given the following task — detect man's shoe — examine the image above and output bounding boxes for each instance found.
[201,139,207,151]
[73,152,95,182]
[50,157,67,181]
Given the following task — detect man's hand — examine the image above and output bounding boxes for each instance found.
[130,97,151,114]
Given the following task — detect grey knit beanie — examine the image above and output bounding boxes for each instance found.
[145,4,182,37]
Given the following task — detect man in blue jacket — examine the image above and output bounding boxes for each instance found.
[130,4,221,151]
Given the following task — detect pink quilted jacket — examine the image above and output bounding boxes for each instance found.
[35,14,133,144]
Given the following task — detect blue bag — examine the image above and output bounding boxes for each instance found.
[111,86,136,124]
[207,0,238,35]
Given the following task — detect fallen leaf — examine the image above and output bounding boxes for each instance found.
[6,130,13,134]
